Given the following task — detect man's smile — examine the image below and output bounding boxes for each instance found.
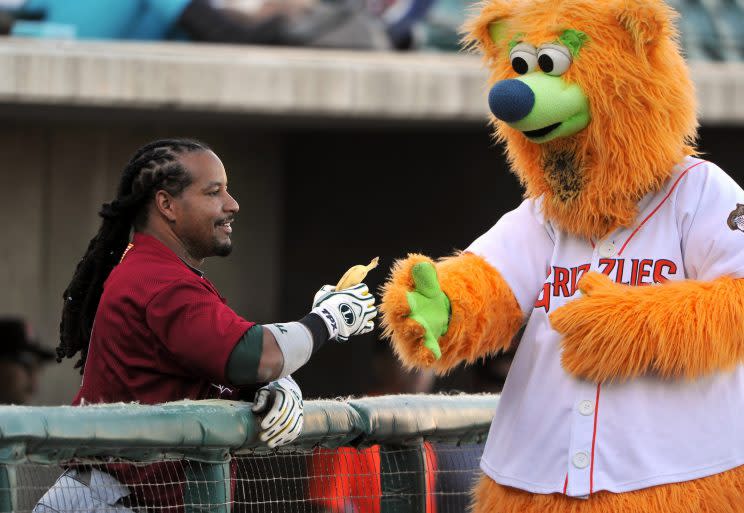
[216,218,233,234]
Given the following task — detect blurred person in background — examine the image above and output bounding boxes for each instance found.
[32,138,377,513]
[0,317,54,405]
[305,344,498,512]
[2,0,391,49]
[368,339,436,395]
[307,342,438,513]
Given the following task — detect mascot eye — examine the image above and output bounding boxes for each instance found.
[537,44,572,76]
[509,43,537,75]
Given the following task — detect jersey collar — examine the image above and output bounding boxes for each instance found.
[130,232,204,278]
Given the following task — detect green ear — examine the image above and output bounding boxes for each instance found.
[488,20,508,44]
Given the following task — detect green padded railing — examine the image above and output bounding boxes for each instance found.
[0,394,499,513]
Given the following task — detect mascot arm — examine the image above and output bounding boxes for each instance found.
[551,272,744,381]
[380,252,523,373]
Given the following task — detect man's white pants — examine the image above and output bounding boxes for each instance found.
[33,468,133,513]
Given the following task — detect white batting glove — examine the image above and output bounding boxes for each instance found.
[311,283,377,342]
[251,375,304,448]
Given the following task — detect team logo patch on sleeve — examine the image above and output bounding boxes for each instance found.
[727,204,744,232]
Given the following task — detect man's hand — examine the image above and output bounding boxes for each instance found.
[406,262,450,360]
[251,376,303,448]
[312,283,377,341]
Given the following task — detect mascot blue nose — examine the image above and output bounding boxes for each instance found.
[488,79,535,122]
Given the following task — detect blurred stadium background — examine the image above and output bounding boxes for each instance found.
[0,0,741,404]
[0,0,744,405]
[0,1,742,512]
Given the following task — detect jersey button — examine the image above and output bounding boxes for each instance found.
[578,400,594,416]
[599,240,617,258]
[573,451,590,469]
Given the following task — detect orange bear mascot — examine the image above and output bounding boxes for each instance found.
[380,0,744,512]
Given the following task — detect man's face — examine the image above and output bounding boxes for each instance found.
[0,358,40,405]
[170,151,240,261]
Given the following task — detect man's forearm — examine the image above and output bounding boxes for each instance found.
[256,327,284,382]
[227,314,330,385]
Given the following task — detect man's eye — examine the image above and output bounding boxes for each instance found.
[208,190,220,196]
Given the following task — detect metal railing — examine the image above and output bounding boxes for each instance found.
[0,394,499,513]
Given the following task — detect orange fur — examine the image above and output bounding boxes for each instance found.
[550,273,744,382]
[379,252,523,373]
[472,466,744,513]
[463,0,698,239]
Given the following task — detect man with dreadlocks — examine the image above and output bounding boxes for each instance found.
[34,138,377,513]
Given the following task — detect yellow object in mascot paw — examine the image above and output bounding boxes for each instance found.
[380,0,744,511]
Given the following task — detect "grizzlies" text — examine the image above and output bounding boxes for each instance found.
[534,258,677,312]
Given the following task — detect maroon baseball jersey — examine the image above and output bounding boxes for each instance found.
[74,232,254,406]
[72,232,255,511]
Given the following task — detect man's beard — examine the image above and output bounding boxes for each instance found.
[214,240,233,257]
[185,236,233,260]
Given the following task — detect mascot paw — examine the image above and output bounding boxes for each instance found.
[380,254,447,369]
[550,272,654,382]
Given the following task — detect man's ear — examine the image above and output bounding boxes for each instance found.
[462,0,512,53]
[154,190,177,223]
[615,0,674,51]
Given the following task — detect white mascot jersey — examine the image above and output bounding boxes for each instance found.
[467,157,744,498]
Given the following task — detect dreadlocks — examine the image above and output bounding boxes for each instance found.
[57,138,210,372]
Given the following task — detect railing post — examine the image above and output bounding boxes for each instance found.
[183,460,231,513]
[0,465,16,513]
[379,442,427,513]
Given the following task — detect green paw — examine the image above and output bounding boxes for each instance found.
[406,262,451,360]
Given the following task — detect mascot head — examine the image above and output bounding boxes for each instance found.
[466,0,698,238]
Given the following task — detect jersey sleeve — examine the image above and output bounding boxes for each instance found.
[146,279,256,383]
[466,199,554,317]
[678,161,744,281]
